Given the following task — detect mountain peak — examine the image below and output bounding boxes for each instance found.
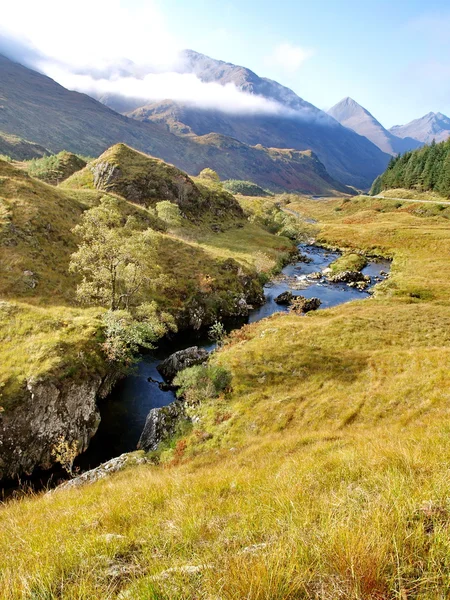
[328,98,422,155]
[390,111,450,144]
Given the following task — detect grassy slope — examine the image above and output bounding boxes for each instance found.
[1,196,450,598]
[0,158,293,410]
[0,131,48,161]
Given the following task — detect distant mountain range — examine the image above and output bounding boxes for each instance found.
[328,97,422,155]
[98,50,391,190]
[0,54,352,195]
[2,47,449,193]
[390,112,450,145]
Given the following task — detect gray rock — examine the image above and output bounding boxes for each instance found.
[157,346,209,381]
[0,369,120,480]
[53,453,147,491]
[137,401,186,451]
[328,270,366,284]
[274,291,294,305]
[289,295,322,313]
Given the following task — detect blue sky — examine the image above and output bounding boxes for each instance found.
[2,0,450,127]
[159,0,450,126]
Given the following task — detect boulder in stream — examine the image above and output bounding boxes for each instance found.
[274,291,294,305]
[157,346,209,382]
[328,270,368,284]
[289,295,322,314]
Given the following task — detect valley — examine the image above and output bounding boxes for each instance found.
[1,14,450,598]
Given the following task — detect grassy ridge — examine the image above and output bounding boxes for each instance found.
[0,156,294,410]
[1,195,450,598]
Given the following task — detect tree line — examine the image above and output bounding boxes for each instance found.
[371,138,450,197]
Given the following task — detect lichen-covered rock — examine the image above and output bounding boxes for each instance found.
[0,369,119,481]
[157,347,209,382]
[274,291,294,305]
[289,295,322,314]
[137,401,186,451]
[54,452,147,491]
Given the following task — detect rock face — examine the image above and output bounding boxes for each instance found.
[137,401,186,451]
[0,371,118,481]
[157,347,209,382]
[274,291,294,305]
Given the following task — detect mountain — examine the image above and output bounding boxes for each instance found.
[328,97,422,155]
[0,54,351,195]
[371,136,450,197]
[390,112,450,145]
[100,50,391,189]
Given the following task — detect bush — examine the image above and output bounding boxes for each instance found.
[223,179,272,197]
[174,364,232,404]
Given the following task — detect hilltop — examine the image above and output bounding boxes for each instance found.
[328,97,422,155]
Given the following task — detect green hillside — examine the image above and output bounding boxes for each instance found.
[371,138,450,197]
[1,194,450,598]
[0,149,294,414]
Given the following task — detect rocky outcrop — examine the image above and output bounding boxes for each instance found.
[274,291,294,305]
[54,452,147,491]
[157,347,209,382]
[0,370,119,481]
[137,401,186,451]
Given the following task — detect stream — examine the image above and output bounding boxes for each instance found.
[76,244,390,471]
[1,244,390,497]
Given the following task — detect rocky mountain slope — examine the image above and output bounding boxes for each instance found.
[390,112,450,144]
[98,49,390,189]
[328,97,422,155]
[0,54,352,196]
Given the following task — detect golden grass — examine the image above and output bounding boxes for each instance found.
[1,195,450,598]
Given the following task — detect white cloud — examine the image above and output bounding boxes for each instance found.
[0,0,286,115]
[44,65,286,115]
[266,42,314,73]
[0,0,180,70]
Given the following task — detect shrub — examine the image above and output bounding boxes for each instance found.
[174,364,232,404]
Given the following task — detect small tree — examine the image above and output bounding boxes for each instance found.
[156,201,182,229]
[70,199,158,311]
[208,320,226,346]
[198,168,221,183]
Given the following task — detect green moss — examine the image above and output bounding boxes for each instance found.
[329,252,368,274]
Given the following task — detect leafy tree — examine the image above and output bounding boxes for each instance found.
[70,199,158,311]
[198,168,221,183]
[155,200,182,229]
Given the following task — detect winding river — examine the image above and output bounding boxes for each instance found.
[75,244,390,471]
[1,244,390,497]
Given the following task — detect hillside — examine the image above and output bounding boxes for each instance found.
[0,149,297,479]
[128,97,390,190]
[328,97,422,155]
[0,54,349,196]
[1,193,450,598]
[371,138,450,197]
[390,112,450,144]
[0,131,48,160]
